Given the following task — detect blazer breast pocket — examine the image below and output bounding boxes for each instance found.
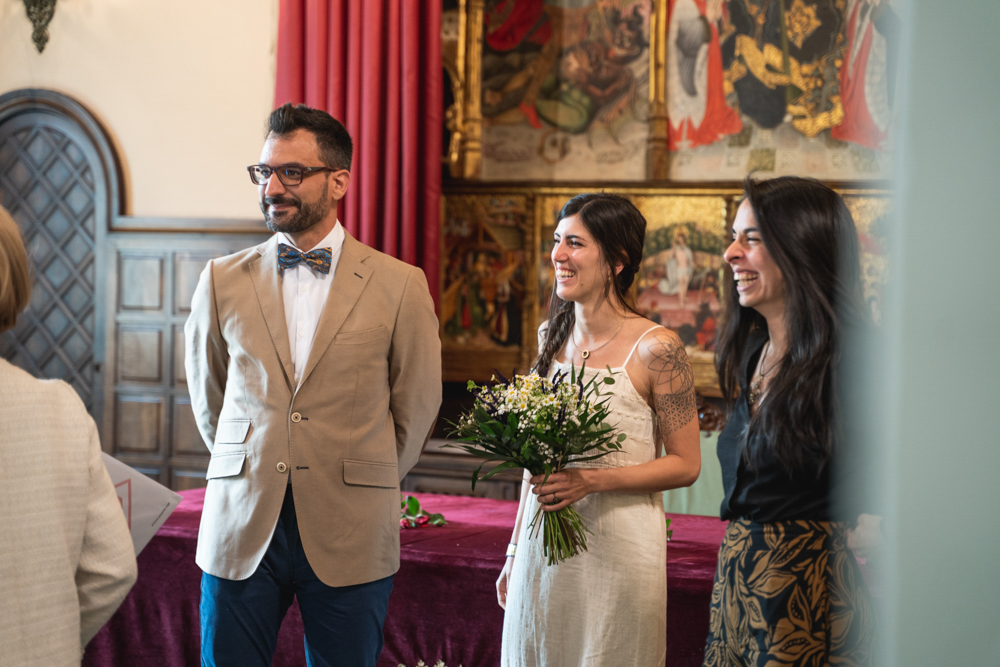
[215,418,252,445]
[208,418,251,480]
[334,326,387,346]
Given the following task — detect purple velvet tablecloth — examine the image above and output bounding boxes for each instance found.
[83,489,728,667]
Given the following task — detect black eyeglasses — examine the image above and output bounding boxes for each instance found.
[247,164,336,186]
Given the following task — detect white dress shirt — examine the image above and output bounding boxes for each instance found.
[277,221,345,383]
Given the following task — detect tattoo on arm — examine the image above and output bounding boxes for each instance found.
[647,335,697,437]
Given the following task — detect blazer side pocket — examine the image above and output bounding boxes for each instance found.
[334,326,387,345]
[343,459,398,488]
[205,451,246,480]
[215,418,252,445]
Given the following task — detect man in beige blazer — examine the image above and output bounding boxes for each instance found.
[185,104,441,667]
[0,205,137,666]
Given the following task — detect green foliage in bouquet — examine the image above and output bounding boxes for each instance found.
[447,366,626,565]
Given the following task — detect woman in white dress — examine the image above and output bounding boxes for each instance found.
[498,193,702,667]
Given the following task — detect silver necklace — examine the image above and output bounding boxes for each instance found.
[572,316,625,360]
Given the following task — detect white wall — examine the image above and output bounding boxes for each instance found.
[0,0,278,219]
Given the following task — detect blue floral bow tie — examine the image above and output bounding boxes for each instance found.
[277,243,332,274]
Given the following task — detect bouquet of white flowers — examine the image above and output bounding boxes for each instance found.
[448,366,626,565]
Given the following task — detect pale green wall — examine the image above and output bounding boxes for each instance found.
[663,431,724,517]
[882,1,1000,663]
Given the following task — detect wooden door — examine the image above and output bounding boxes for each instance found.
[0,91,119,426]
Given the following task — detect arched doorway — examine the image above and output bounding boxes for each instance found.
[0,89,123,427]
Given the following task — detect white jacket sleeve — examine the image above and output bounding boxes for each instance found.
[76,420,138,646]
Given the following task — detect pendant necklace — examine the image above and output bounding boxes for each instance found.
[572,315,625,360]
[747,340,777,406]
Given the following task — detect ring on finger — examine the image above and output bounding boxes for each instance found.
[552,493,560,503]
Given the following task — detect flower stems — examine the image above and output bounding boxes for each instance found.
[527,504,593,566]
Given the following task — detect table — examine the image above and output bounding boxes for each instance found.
[84,489,729,667]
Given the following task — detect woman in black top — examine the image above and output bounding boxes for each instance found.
[703,177,875,666]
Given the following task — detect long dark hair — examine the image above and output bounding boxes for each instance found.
[716,176,866,473]
[534,192,646,375]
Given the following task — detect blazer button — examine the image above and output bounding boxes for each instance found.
[276,462,288,473]
[291,412,301,423]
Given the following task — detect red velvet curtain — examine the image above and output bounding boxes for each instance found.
[275,0,441,304]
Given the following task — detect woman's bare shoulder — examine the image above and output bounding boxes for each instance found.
[639,324,684,351]
[632,323,689,368]
[623,317,679,351]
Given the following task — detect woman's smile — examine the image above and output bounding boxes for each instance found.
[555,268,577,282]
[552,214,606,302]
[724,200,786,316]
[733,271,759,292]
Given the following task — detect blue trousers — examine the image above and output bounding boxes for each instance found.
[200,485,394,667]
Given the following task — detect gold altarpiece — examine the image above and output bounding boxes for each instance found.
[440,1,892,397]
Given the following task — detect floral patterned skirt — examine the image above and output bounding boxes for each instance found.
[703,519,875,667]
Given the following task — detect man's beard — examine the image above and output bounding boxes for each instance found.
[261,182,330,234]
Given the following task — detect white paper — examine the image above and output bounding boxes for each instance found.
[101,453,183,556]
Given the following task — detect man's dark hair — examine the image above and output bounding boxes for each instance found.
[266,103,353,171]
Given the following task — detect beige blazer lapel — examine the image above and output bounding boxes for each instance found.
[298,234,373,388]
[247,236,296,388]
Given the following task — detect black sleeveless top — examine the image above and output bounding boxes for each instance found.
[716,341,832,522]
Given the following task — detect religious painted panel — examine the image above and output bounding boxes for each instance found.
[440,194,531,380]
[443,186,889,395]
[666,0,899,181]
[533,191,730,395]
[479,0,652,180]
[633,195,728,394]
[844,194,890,326]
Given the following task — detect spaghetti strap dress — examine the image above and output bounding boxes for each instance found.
[501,326,668,667]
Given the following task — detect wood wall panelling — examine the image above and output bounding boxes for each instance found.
[107,233,269,490]
[402,474,519,500]
[117,326,162,383]
[172,325,186,386]
[171,396,206,457]
[106,452,163,486]
[169,469,210,492]
[115,394,163,454]
[174,252,219,315]
[111,458,164,485]
[402,439,522,500]
[118,253,164,312]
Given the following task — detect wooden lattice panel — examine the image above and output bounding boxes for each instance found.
[0,124,99,410]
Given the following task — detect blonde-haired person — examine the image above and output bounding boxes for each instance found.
[0,205,137,665]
